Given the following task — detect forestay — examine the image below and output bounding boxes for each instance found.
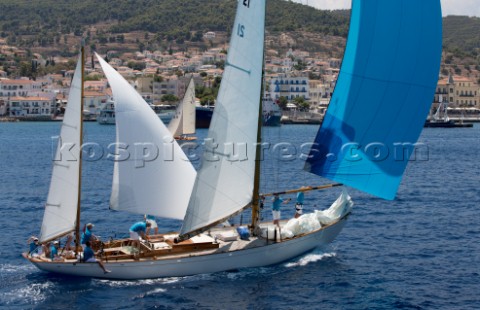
[168,78,196,137]
[305,0,442,200]
[96,55,196,220]
[180,0,266,237]
[40,55,83,242]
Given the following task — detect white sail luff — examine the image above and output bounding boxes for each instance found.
[182,78,196,135]
[180,0,266,236]
[97,54,196,220]
[39,56,83,242]
[167,78,196,137]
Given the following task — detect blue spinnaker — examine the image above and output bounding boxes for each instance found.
[305,0,442,200]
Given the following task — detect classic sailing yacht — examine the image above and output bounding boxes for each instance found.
[167,78,197,140]
[24,0,442,279]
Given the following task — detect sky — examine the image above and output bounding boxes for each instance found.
[290,0,480,17]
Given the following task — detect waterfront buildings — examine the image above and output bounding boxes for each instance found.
[434,75,480,107]
[7,96,55,118]
[1,35,479,121]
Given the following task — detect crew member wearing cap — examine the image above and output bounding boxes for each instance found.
[81,223,98,245]
[27,236,40,258]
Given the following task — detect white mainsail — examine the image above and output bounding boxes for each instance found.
[39,55,83,242]
[96,55,196,220]
[180,0,266,237]
[168,78,196,137]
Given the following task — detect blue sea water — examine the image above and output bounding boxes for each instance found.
[0,122,479,309]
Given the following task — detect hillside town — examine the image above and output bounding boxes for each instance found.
[1,33,479,123]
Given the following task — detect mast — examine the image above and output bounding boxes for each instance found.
[250,88,263,233]
[251,2,268,233]
[74,41,85,255]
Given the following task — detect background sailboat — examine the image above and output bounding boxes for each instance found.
[167,78,197,140]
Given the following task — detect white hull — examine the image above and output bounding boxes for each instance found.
[97,115,115,125]
[96,110,175,125]
[27,215,348,280]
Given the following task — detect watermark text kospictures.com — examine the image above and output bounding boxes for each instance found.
[52,136,429,166]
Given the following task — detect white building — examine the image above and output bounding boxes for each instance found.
[308,80,336,107]
[83,91,109,116]
[0,79,42,98]
[269,75,310,101]
[204,31,216,39]
[8,96,55,118]
[153,76,185,103]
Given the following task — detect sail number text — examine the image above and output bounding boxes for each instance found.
[243,0,250,8]
[237,24,245,38]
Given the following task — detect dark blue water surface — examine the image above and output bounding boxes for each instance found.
[0,122,479,309]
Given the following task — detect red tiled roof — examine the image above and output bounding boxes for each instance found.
[0,79,34,85]
[9,96,51,101]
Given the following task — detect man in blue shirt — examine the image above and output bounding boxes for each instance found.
[129,221,151,248]
[272,194,291,227]
[28,236,40,258]
[83,241,110,274]
[50,241,63,261]
[144,214,158,235]
[295,191,305,218]
[81,223,98,245]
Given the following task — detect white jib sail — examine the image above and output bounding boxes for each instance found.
[39,55,83,242]
[96,54,196,220]
[180,0,266,236]
[168,78,196,137]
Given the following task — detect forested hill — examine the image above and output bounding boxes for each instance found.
[0,0,478,61]
[443,15,480,58]
[0,0,349,39]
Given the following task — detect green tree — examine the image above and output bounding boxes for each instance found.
[161,94,178,102]
[127,61,146,71]
[200,95,215,106]
[277,96,288,110]
[293,60,306,71]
